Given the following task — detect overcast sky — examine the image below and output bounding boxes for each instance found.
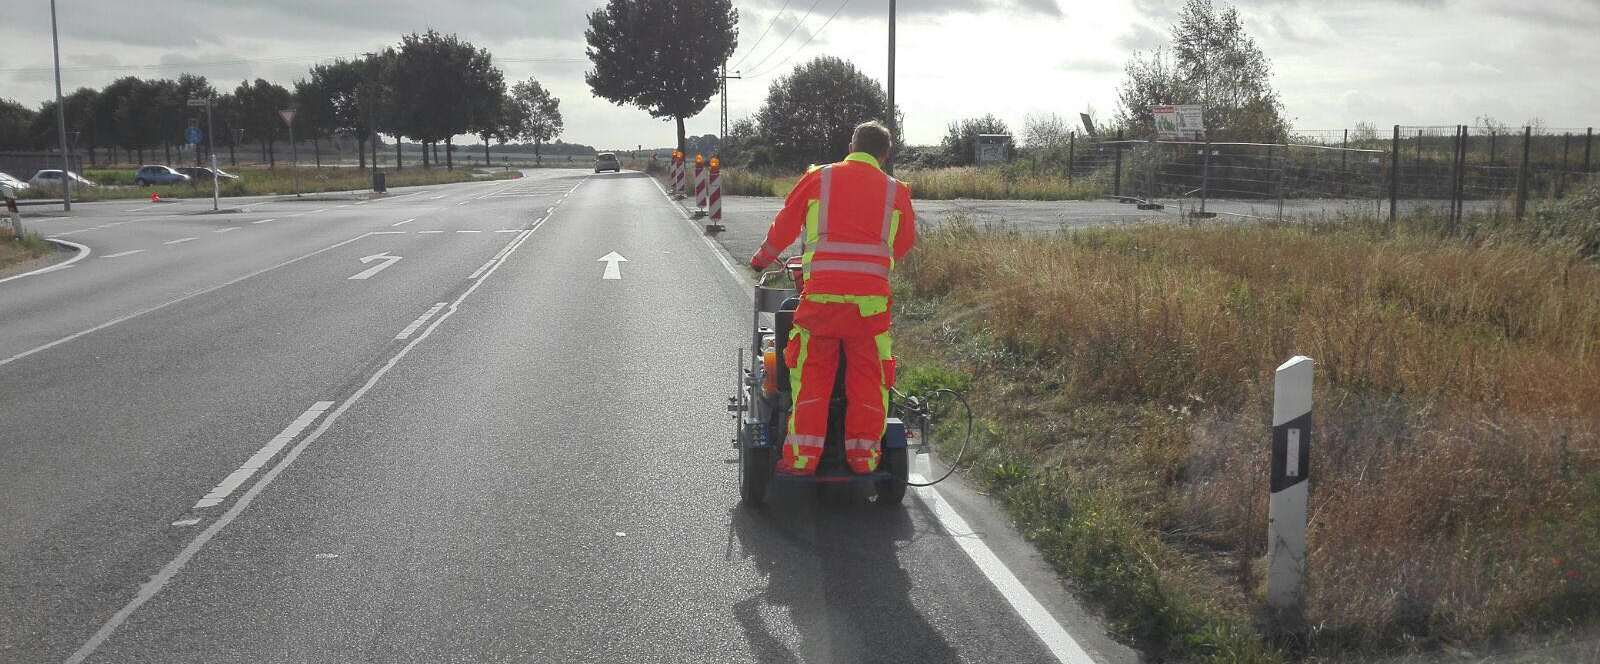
[3,0,1595,149]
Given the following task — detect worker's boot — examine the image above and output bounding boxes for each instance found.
[844,442,880,475]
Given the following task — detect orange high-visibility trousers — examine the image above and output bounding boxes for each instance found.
[780,301,892,475]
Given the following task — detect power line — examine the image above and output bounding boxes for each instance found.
[740,0,825,75]
[748,0,853,79]
[729,0,793,70]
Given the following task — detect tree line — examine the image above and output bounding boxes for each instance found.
[0,30,564,170]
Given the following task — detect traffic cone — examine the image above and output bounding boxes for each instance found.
[150,191,161,203]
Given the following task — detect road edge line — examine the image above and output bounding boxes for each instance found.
[0,238,91,285]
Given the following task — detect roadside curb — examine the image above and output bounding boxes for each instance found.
[0,237,91,284]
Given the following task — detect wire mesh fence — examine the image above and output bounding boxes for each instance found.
[1013,124,1594,223]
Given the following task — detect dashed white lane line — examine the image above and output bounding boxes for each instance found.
[455,230,481,233]
[309,208,329,214]
[370,231,406,235]
[392,218,416,227]
[101,249,145,259]
[213,227,239,234]
[60,193,580,664]
[418,230,444,234]
[395,302,448,339]
[287,213,303,217]
[911,474,1097,664]
[192,401,336,509]
[170,519,201,527]
[163,237,198,245]
[494,229,519,233]
[467,258,497,280]
[429,195,446,200]
[251,218,277,225]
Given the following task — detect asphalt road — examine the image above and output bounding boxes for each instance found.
[1,169,1137,663]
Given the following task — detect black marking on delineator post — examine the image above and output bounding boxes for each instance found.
[1268,355,1313,617]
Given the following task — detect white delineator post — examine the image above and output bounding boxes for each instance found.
[1268,355,1314,616]
[3,185,22,236]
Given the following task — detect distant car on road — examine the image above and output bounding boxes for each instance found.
[0,171,28,192]
[594,152,621,173]
[28,170,96,189]
[176,166,239,183]
[132,165,191,187]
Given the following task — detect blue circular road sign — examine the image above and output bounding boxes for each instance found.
[186,126,203,145]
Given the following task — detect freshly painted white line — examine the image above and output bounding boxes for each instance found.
[418,230,444,234]
[61,198,572,664]
[455,230,481,233]
[391,218,415,226]
[909,473,1097,664]
[213,227,239,234]
[101,249,145,259]
[170,519,201,527]
[395,302,448,339]
[163,237,198,245]
[0,239,92,284]
[467,258,497,280]
[648,176,745,284]
[0,233,377,369]
[193,402,335,509]
[251,218,277,224]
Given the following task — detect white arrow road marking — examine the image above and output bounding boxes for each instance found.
[102,250,145,259]
[598,251,628,280]
[348,252,402,280]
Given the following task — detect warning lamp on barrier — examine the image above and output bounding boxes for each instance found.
[710,157,720,169]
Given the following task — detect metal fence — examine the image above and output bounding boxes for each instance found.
[1021,125,1595,223]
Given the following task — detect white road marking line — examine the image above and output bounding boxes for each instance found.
[911,474,1097,664]
[429,194,446,200]
[347,252,402,280]
[193,402,335,509]
[418,230,444,234]
[392,218,415,226]
[163,237,198,245]
[101,250,145,259]
[395,302,448,339]
[370,231,406,235]
[309,208,328,213]
[455,230,481,233]
[494,229,519,233]
[0,239,91,284]
[0,233,377,370]
[213,227,239,234]
[335,204,349,208]
[62,202,571,664]
[288,213,303,217]
[251,218,277,224]
[648,176,744,284]
[455,200,468,206]
[467,258,497,280]
[170,519,201,527]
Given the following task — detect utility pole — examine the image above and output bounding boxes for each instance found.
[50,0,71,211]
[886,0,897,175]
[717,65,740,147]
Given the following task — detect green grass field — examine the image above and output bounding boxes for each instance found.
[893,179,1600,662]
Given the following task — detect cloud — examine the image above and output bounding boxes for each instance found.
[741,0,1062,19]
[1115,24,1166,51]
[1059,58,1119,73]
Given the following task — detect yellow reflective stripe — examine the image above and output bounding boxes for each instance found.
[786,328,809,437]
[888,210,901,270]
[874,331,893,360]
[807,293,889,317]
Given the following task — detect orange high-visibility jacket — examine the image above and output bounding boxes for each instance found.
[750,152,916,299]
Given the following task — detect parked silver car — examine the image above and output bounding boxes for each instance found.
[28,170,96,189]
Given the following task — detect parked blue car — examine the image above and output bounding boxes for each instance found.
[132,165,192,187]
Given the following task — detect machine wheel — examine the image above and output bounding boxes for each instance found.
[740,444,772,506]
[875,447,909,505]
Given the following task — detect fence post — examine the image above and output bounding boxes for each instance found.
[1113,129,1124,199]
[1516,126,1532,220]
[1489,130,1497,166]
[1560,133,1571,198]
[1449,125,1463,231]
[1138,136,1162,210]
[1585,128,1593,174]
[1268,355,1313,621]
[1390,125,1400,224]
[1414,130,1424,198]
[1457,125,1469,226]
[1272,143,1285,224]
[1195,139,1214,219]
[1067,131,1075,186]
[1339,128,1349,199]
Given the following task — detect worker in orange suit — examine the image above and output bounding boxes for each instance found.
[749,121,916,475]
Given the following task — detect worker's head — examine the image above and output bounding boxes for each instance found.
[849,121,893,165]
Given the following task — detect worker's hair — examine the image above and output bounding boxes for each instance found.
[851,121,893,159]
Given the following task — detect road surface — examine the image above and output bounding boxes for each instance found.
[0,169,1137,663]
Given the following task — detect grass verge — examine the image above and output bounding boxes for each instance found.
[0,228,59,272]
[892,181,1600,661]
[19,166,483,201]
[651,163,1106,201]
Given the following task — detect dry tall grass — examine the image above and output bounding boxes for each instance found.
[897,208,1600,656]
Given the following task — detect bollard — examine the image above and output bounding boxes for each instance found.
[1268,355,1314,620]
[3,185,22,237]
[705,157,724,233]
[694,154,708,213]
[672,150,685,199]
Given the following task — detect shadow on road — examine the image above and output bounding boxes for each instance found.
[727,485,962,663]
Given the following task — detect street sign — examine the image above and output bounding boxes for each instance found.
[1152,105,1205,141]
[975,134,1011,166]
[187,98,208,107]
[279,109,296,126]
[1080,113,1097,137]
[186,126,203,145]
